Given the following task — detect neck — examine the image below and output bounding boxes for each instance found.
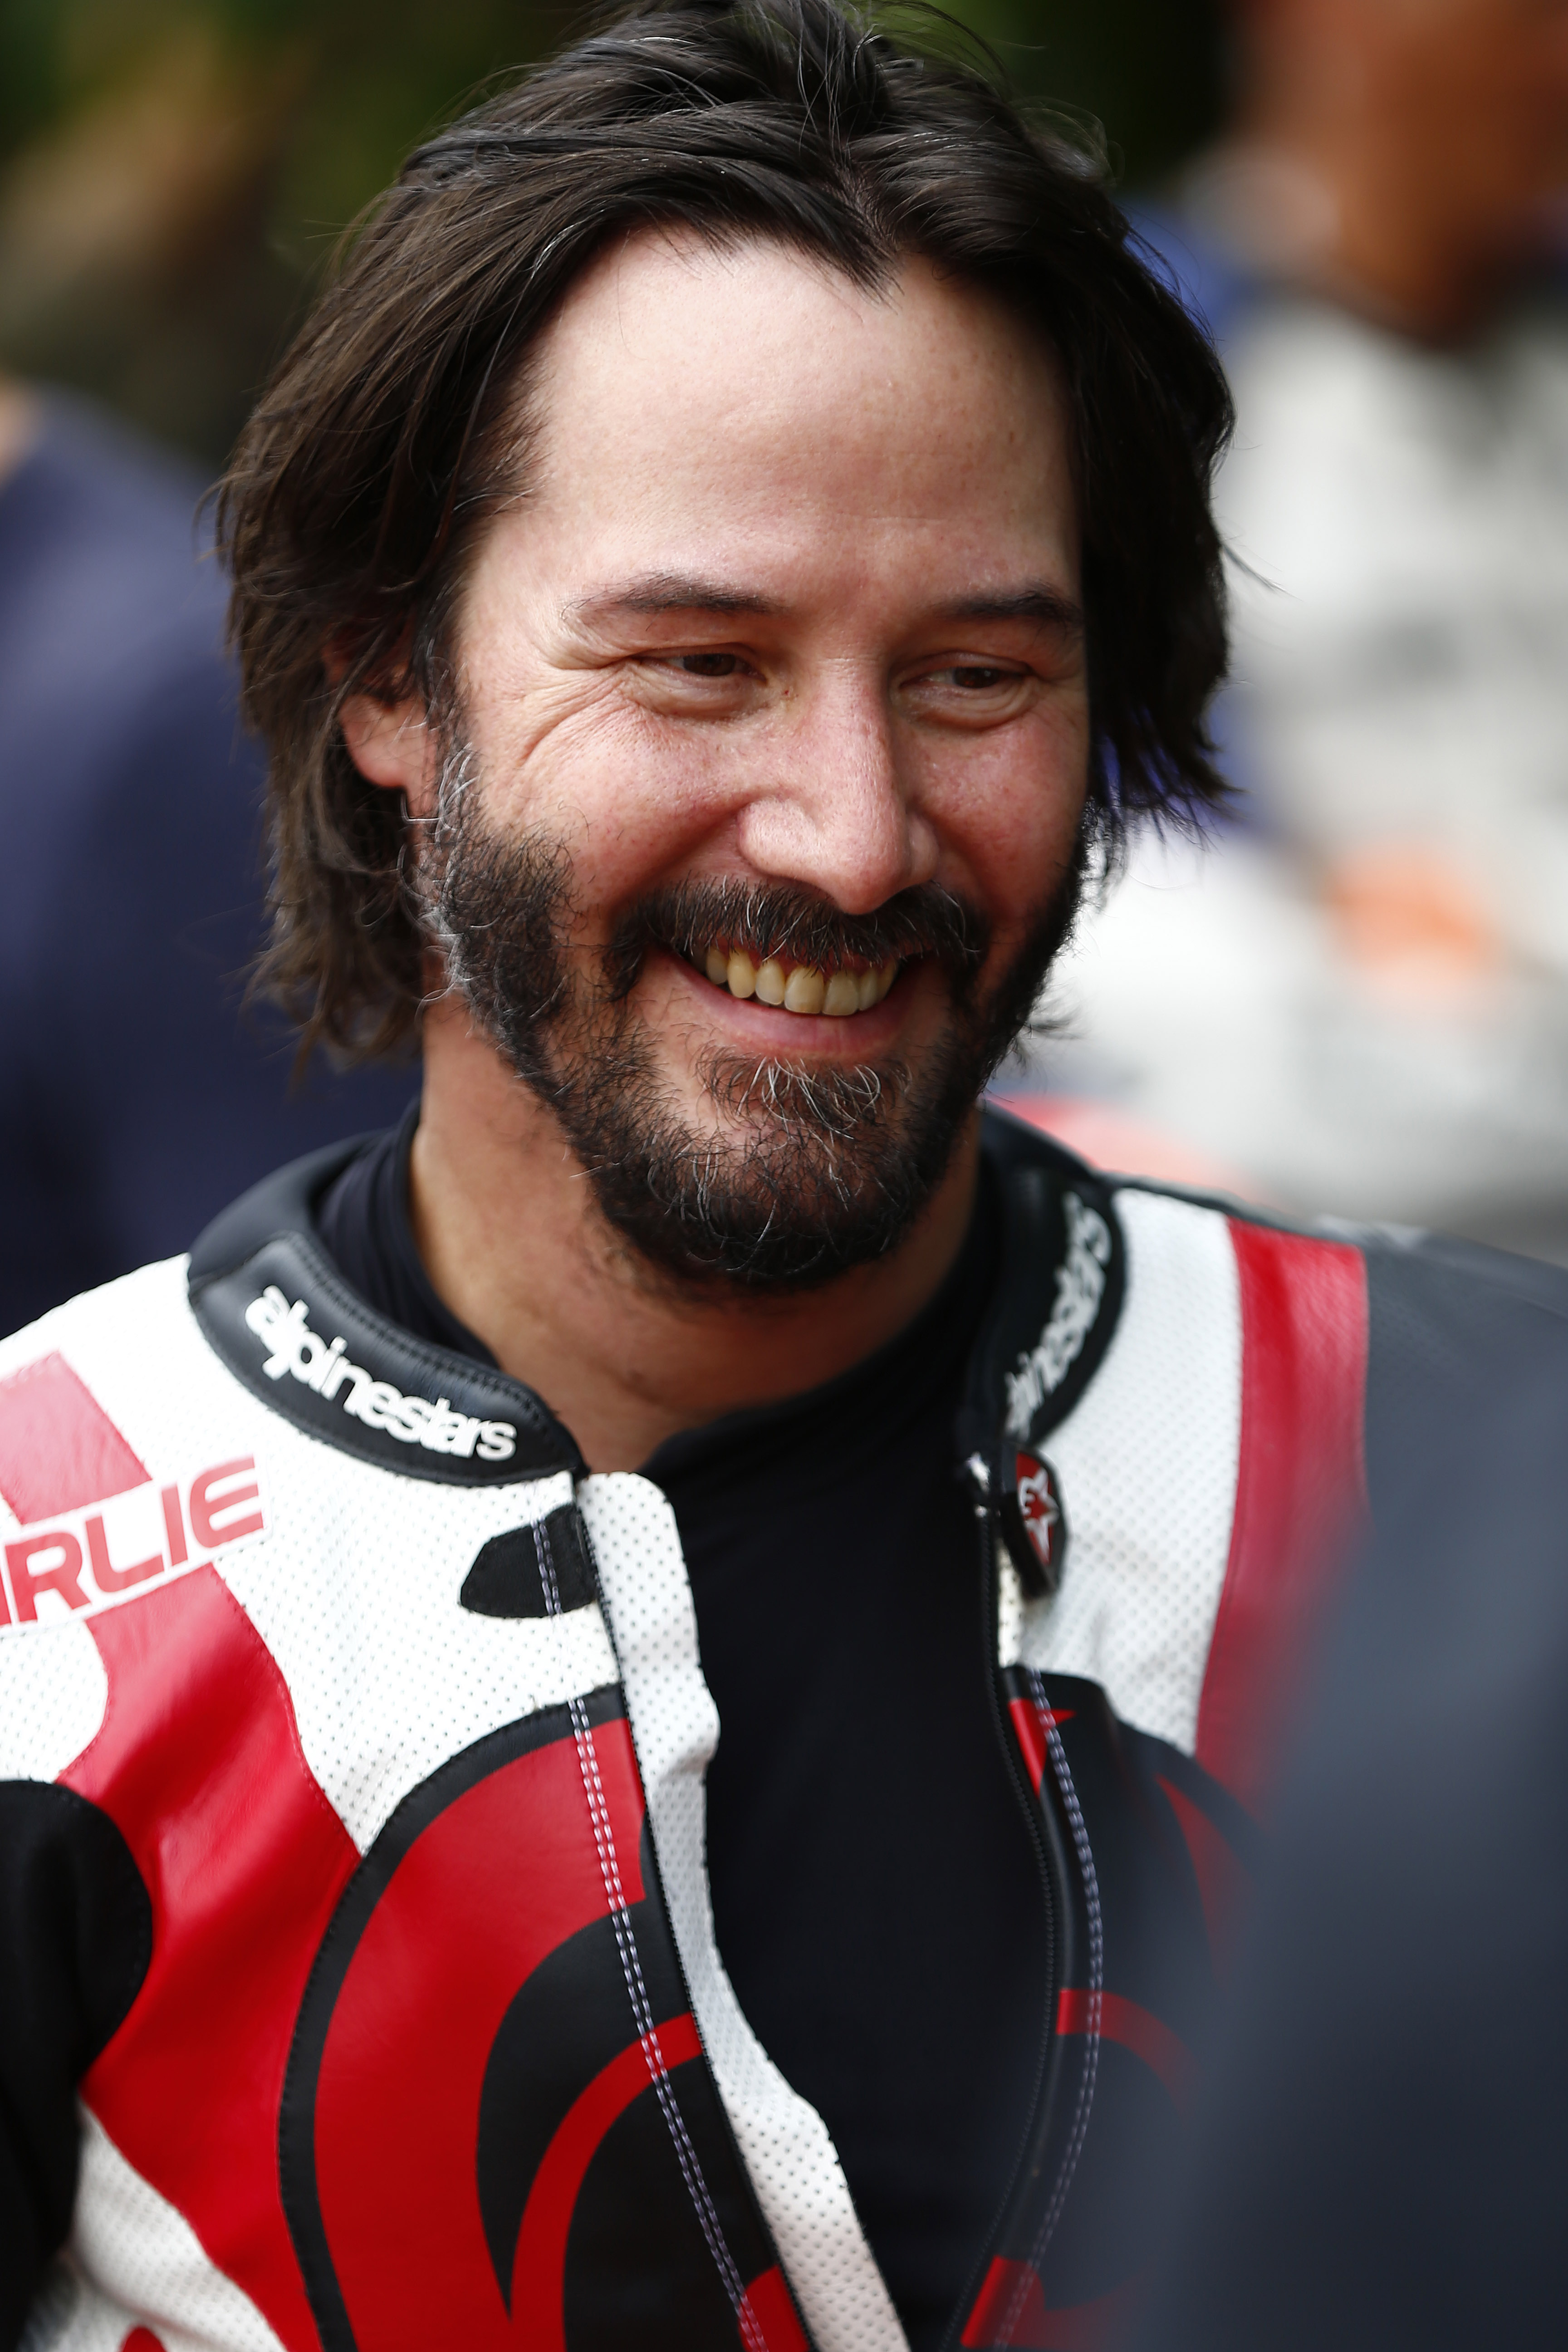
[405,996,982,1471]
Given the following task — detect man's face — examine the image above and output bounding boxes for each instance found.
[422,230,1089,1287]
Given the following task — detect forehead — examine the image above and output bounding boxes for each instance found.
[502,225,1078,598]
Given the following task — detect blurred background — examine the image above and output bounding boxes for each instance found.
[3,0,1568,1335]
[0,0,1226,467]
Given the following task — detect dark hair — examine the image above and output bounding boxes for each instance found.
[218,0,1233,1064]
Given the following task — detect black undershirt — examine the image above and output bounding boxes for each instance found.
[317,1114,1048,2348]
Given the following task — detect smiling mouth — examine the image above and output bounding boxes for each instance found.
[686,943,901,1017]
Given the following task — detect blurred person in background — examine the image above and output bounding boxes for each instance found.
[1131,1288,1568,2352]
[0,372,413,1334]
[1036,0,1568,1259]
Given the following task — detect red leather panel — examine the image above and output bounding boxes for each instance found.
[737,2265,811,2352]
[65,1568,359,2352]
[5,1529,90,1622]
[1004,1696,1074,1798]
[1196,1223,1368,1815]
[0,1351,149,1521]
[960,2257,1140,2349]
[1053,1988,1195,2113]
[312,1718,647,2350]
[85,1513,163,1595]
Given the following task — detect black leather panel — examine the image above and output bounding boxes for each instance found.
[461,1506,598,1618]
[0,1783,152,2347]
[190,1225,578,1483]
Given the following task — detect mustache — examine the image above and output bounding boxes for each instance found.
[604,877,990,1000]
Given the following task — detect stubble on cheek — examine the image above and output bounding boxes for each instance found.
[422,734,1084,1288]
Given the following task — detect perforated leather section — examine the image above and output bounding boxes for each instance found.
[2,1259,260,1520]
[0,1619,107,1782]
[219,1463,613,1855]
[0,1263,618,1857]
[71,2105,285,2349]
[1012,1189,1242,1754]
[580,1473,911,2352]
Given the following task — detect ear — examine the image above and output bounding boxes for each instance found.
[339,688,440,818]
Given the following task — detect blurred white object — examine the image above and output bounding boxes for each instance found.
[1223,293,1568,951]
[1048,286,1568,1256]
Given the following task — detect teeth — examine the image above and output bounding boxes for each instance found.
[697,946,901,1014]
[784,966,826,1014]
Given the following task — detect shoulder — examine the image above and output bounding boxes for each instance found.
[0,395,211,587]
[0,1260,210,1777]
[1096,1164,1568,1522]
[1099,1157,1568,1365]
[984,1100,1568,1526]
[989,1125,1568,1805]
[0,1260,221,1568]
[1348,1223,1568,1514]
[0,1254,200,1392]
[0,398,232,817]
[0,414,240,954]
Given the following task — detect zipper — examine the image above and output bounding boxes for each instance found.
[936,1460,1062,2352]
[568,1489,821,2352]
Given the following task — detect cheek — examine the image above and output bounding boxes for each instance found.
[470,694,748,916]
[927,707,1090,933]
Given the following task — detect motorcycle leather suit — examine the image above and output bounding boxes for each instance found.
[2,1110,1556,2352]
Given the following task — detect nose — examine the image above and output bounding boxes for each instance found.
[732,665,939,915]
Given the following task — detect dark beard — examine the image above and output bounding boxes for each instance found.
[429,780,1082,1292]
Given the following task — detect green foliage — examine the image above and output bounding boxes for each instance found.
[953,0,1225,186]
[0,0,1223,463]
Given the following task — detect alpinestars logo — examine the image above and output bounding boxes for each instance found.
[1015,1451,1063,1579]
[1005,1191,1113,1438]
[996,1445,1068,1598]
[245,1287,517,1463]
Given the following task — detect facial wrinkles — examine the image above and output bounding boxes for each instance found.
[420,727,1084,1294]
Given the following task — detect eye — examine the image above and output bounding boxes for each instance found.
[933,664,1014,691]
[666,651,746,677]
[902,657,1045,726]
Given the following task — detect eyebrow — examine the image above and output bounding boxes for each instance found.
[565,575,1084,631]
[567,574,785,624]
[943,587,1084,632]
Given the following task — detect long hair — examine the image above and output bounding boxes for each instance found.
[218,0,1233,1063]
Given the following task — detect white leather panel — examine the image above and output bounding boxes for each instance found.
[71,2104,286,2351]
[582,1471,911,2352]
[1009,1187,1242,1755]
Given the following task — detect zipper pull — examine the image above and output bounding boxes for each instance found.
[997,1443,1068,1601]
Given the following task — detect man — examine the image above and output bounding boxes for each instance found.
[2,7,1564,2349]
[0,376,413,1333]
[1043,0,1568,1257]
